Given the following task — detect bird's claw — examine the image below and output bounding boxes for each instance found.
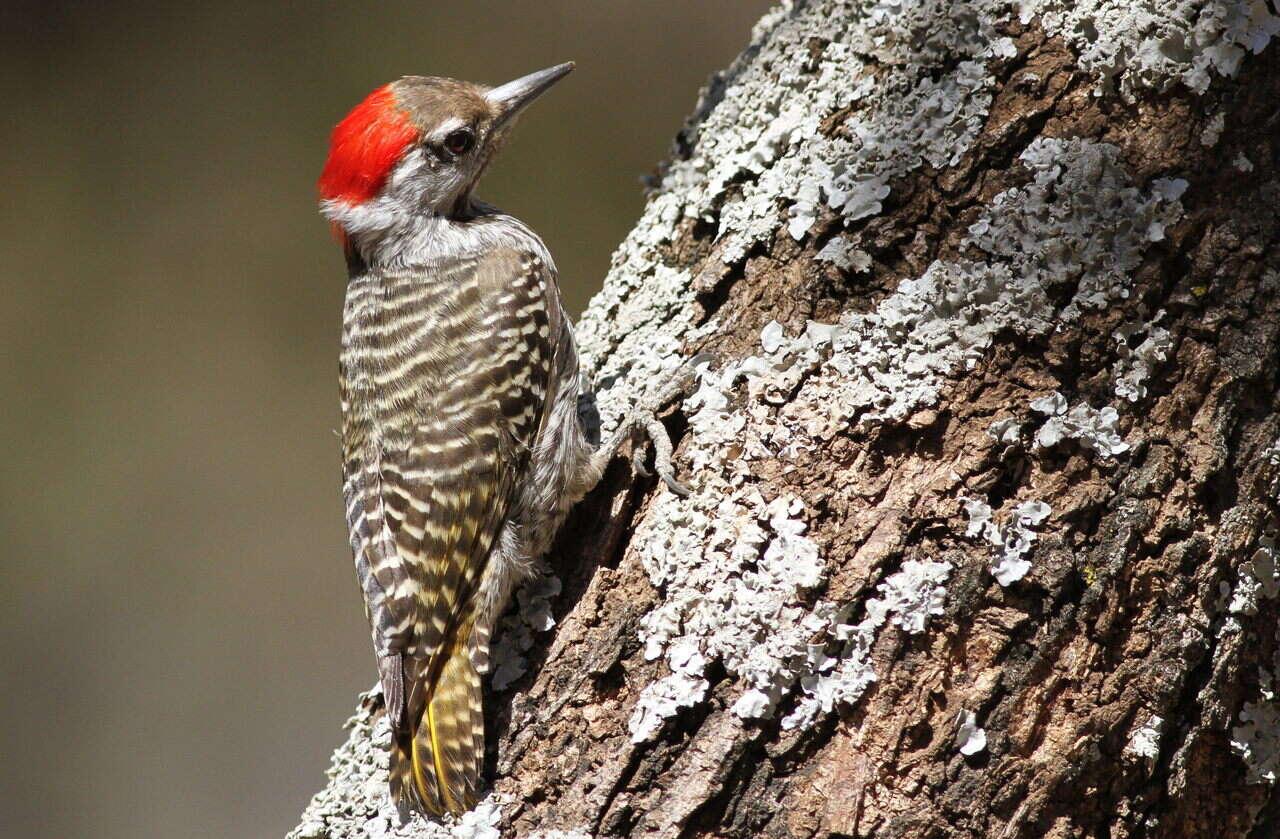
[660,471,693,498]
[588,352,714,499]
[633,353,714,497]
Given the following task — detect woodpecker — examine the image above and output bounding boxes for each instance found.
[317,63,689,818]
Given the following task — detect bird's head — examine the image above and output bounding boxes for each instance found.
[318,63,573,249]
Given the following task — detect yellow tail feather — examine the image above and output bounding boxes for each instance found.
[392,649,484,817]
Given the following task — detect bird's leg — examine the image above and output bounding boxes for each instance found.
[583,353,714,498]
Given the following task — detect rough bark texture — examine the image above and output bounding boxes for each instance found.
[291,2,1280,837]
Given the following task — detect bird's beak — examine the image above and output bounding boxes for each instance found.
[486,62,575,131]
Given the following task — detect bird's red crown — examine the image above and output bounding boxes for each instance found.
[318,85,419,205]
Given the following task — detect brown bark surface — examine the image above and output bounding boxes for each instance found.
[292,4,1280,838]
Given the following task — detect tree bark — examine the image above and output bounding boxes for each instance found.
[291,2,1280,837]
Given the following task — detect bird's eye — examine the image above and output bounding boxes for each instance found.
[444,129,474,155]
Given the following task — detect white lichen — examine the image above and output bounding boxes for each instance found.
[1031,392,1129,458]
[781,559,953,730]
[956,709,988,755]
[1019,0,1280,97]
[964,142,1186,323]
[816,235,873,272]
[1264,434,1280,501]
[609,2,1011,268]
[988,416,1023,444]
[1233,699,1280,783]
[1234,151,1256,172]
[879,558,953,634]
[490,570,562,691]
[450,799,505,839]
[1232,668,1280,784]
[963,497,1053,586]
[630,308,964,735]
[1223,539,1280,616]
[1113,312,1173,402]
[628,638,711,744]
[1126,714,1164,761]
[1200,111,1226,146]
[628,488,830,739]
[963,497,995,538]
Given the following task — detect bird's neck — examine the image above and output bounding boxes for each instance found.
[324,194,510,273]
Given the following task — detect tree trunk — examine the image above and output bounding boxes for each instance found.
[290,2,1280,837]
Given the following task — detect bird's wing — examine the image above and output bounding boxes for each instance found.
[344,244,555,655]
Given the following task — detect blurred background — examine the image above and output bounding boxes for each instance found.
[0,2,771,837]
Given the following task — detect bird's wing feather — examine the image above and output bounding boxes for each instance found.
[342,244,553,652]
[388,246,551,647]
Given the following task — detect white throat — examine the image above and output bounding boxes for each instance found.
[322,195,554,276]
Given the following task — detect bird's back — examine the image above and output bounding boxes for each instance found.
[339,211,572,815]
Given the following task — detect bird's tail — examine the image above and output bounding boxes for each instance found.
[389,646,484,818]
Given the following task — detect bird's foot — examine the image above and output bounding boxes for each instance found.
[593,353,715,498]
